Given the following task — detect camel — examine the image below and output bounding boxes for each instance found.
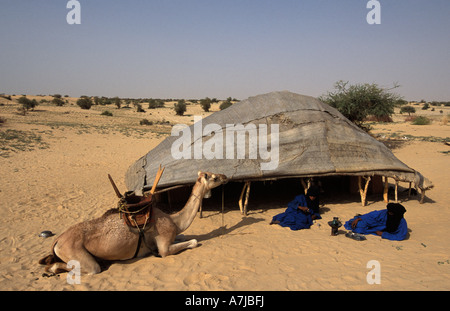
[39,171,228,275]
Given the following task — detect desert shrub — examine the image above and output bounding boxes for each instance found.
[0,116,6,125]
[18,96,38,111]
[52,97,65,106]
[200,97,211,112]
[101,110,113,116]
[411,116,431,125]
[77,97,93,109]
[319,80,401,131]
[140,119,153,125]
[422,103,429,110]
[17,95,38,115]
[134,103,145,112]
[400,106,416,115]
[0,129,49,157]
[174,100,186,116]
[148,99,164,109]
[219,98,233,110]
[113,97,121,109]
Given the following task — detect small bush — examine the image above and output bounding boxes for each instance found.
[18,96,38,111]
[77,97,93,110]
[411,116,431,125]
[148,99,164,109]
[200,97,211,112]
[400,106,416,115]
[174,100,186,116]
[52,97,65,106]
[113,97,121,109]
[219,98,233,110]
[101,110,113,116]
[134,103,145,112]
[140,119,153,125]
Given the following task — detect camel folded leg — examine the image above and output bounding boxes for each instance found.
[155,235,198,257]
[54,242,101,275]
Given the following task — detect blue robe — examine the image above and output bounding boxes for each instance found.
[272,194,322,230]
[344,209,408,241]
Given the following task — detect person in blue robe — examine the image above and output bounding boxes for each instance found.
[344,203,408,241]
[270,186,322,230]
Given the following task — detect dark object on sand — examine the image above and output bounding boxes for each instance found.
[38,231,55,238]
[328,217,342,236]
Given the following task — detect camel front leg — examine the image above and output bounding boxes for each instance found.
[168,239,198,255]
[155,235,198,257]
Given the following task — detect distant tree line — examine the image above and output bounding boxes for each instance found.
[12,93,240,115]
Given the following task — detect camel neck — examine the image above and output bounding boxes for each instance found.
[170,179,206,234]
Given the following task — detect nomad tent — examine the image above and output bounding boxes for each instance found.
[125,91,433,213]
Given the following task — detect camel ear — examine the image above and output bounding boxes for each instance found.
[198,171,202,177]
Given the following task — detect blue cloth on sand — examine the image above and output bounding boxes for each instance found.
[344,209,408,241]
[272,194,321,231]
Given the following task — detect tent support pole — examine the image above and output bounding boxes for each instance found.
[383,176,389,203]
[300,178,308,194]
[358,176,371,207]
[395,180,399,203]
[239,181,251,216]
[243,181,251,216]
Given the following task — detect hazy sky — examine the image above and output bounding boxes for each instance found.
[1,0,449,101]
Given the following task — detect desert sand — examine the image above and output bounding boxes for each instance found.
[0,95,449,291]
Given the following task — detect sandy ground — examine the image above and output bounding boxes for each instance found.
[0,96,449,291]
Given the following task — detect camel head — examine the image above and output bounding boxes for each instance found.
[197,171,228,198]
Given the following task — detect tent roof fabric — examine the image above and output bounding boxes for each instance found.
[125,91,431,193]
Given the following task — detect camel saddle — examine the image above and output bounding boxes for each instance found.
[118,191,153,229]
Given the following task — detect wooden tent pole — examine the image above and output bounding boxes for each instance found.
[239,181,251,216]
[394,180,399,203]
[243,181,251,216]
[358,176,362,204]
[383,176,389,203]
[358,176,371,207]
[300,178,308,194]
[239,182,248,215]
